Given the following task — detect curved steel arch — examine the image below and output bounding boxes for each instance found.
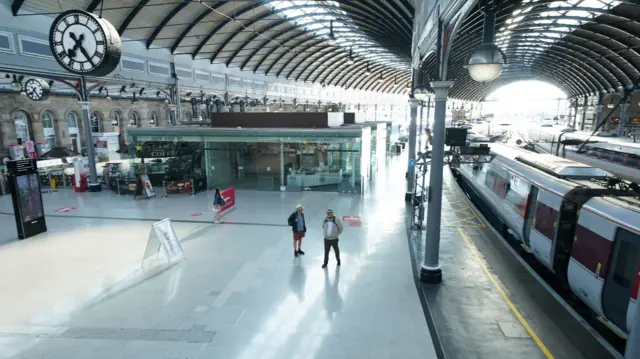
[494,29,627,85]
[306,53,350,83]
[351,66,389,90]
[118,0,150,35]
[146,1,192,49]
[502,44,610,91]
[249,31,310,72]
[232,18,391,69]
[363,68,401,92]
[367,69,406,92]
[381,73,412,93]
[312,51,407,85]
[201,3,405,64]
[494,25,638,83]
[342,62,388,89]
[337,0,412,40]
[242,17,398,72]
[169,4,223,55]
[293,47,344,81]
[269,39,325,76]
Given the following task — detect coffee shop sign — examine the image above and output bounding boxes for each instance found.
[150,136,184,142]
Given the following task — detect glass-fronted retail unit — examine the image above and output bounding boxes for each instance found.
[126,127,371,194]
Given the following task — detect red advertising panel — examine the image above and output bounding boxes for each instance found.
[220,187,236,213]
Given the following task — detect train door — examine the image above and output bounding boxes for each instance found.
[522,187,539,247]
[602,228,640,332]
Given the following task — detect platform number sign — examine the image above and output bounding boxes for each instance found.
[409,159,415,167]
[49,10,122,77]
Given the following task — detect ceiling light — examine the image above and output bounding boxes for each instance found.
[365,63,371,76]
[467,43,506,82]
[377,74,383,83]
[607,103,614,108]
[328,21,337,45]
[413,86,428,101]
[11,74,22,91]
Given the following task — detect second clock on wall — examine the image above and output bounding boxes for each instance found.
[49,10,122,77]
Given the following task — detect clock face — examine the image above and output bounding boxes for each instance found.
[49,10,121,77]
[51,11,106,73]
[24,79,49,101]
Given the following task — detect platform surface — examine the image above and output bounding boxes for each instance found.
[0,157,437,359]
[407,168,619,359]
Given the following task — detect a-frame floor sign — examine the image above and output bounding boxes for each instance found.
[142,218,184,268]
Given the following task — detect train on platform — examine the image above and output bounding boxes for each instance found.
[452,142,640,339]
[525,127,640,184]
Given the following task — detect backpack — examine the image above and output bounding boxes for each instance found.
[324,217,337,225]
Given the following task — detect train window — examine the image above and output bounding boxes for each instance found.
[588,149,598,157]
[611,229,639,288]
[505,175,531,217]
[627,155,638,167]
[534,202,558,240]
[612,153,624,164]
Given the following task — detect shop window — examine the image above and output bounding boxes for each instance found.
[42,111,56,148]
[67,112,78,128]
[183,111,192,122]
[90,111,102,133]
[13,111,30,142]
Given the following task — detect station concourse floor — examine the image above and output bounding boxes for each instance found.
[0,157,438,359]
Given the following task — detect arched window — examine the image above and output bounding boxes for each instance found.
[67,112,78,128]
[66,111,81,153]
[90,111,102,133]
[42,111,56,148]
[149,112,157,126]
[110,111,121,128]
[13,111,30,142]
[128,111,140,127]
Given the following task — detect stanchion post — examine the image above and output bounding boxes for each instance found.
[420,80,454,284]
[405,98,419,201]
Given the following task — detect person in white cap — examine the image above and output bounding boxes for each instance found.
[322,208,343,268]
[288,204,307,257]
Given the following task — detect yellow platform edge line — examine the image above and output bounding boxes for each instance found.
[457,226,555,359]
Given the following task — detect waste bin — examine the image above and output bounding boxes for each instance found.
[72,173,87,192]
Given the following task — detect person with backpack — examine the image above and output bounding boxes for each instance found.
[322,209,343,268]
[212,188,225,223]
[288,204,306,257]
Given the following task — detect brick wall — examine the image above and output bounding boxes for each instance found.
[0,92,169,157]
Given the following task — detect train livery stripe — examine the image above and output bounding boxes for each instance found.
[534,202,558,240]
[571,224,612,279]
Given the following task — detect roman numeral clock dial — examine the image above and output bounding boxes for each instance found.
[49,10,122,77]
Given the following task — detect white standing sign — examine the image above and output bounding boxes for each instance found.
[152,218,183,262]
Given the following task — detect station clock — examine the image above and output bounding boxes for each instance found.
[24,78,50,101]
[49,10,122,77]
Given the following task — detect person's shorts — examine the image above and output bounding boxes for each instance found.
[293,232,305,241]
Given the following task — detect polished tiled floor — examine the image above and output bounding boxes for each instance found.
[0,156,437,359]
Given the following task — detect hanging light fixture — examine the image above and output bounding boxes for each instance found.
[466,1,506,83]
[11,75,23,91]
[346,47,354,65]
[328,21,337,45]
[365,63,371,76]
[377,73,384,83]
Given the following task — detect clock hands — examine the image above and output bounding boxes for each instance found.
[67,32,94,66]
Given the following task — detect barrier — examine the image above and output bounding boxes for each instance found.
[219,187,236,214]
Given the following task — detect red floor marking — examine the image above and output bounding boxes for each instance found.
[191,212,203,217]
[54,207,78,213]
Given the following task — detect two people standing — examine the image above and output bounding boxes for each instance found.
[288,205,344,268]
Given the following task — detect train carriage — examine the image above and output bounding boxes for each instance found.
[453,142,640,337]
[569,196,640,337]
